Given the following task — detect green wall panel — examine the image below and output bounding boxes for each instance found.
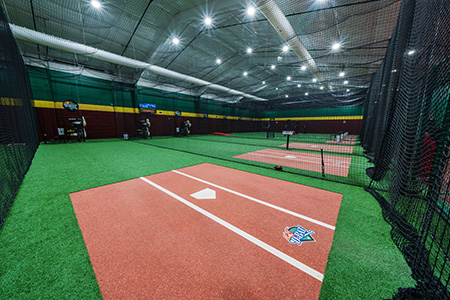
[27,66,255,117]
[261,106,364,118]
[28,67,118,106]
[28,66,361,119]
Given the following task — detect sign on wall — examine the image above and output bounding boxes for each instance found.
[139,103,156,113]
[63,100,79,112]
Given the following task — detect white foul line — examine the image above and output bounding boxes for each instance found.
[172,170,335,231]
[139,176,324,282]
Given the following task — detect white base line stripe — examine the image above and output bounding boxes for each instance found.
[172,170,335,230]
[139,176,324,282]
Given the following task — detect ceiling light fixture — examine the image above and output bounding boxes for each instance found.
[216,58,221,64]
[282,45,289,52]
[297,84,301,88]
[276,88,279,90]
[204,17,212,26]
[172,37,180,45]
[271,65,276,70]
[305,92,309,96]
[344,80,349,84]
[407,50,416,56]
[262,81,266,84]
[285,95,289,98]
[243,71,248,76]
[346,89,350,92]
[246,47,253,54]
[339,72,345,77]
[287,76,291,81]
[332,42,341,51]
[320,86,324,90]
[91,0,101,9]
[247,6,256,16]
[301,66,307,71]
[312,78,317,82]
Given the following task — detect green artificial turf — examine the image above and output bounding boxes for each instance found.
[0,138,415,299]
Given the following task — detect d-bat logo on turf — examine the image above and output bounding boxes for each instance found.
[283,225,315,246]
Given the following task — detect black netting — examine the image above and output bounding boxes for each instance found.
[361,0,450,298]
[0,6,39,229]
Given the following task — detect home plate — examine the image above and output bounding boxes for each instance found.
[284,155,297,159]
[190,188,216,200]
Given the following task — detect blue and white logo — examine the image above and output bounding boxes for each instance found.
[283,225,315,246]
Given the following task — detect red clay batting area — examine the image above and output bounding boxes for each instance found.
[278,142,354,154]
[233,148,352,177]
[70,163,342,300]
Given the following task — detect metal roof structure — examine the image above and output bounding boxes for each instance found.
[1,0,401,106]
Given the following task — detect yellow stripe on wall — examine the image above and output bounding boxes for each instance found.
[78,103,114,112]
[259,115,363,121]
[113,106,139,114]
[33,100,56,108]
[32,99,362,121]
[1,97,23,106]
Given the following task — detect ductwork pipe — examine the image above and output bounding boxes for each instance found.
[10,24,267,102]
[253,0,331,91]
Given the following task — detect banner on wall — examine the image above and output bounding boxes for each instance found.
[139,103,156,113]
